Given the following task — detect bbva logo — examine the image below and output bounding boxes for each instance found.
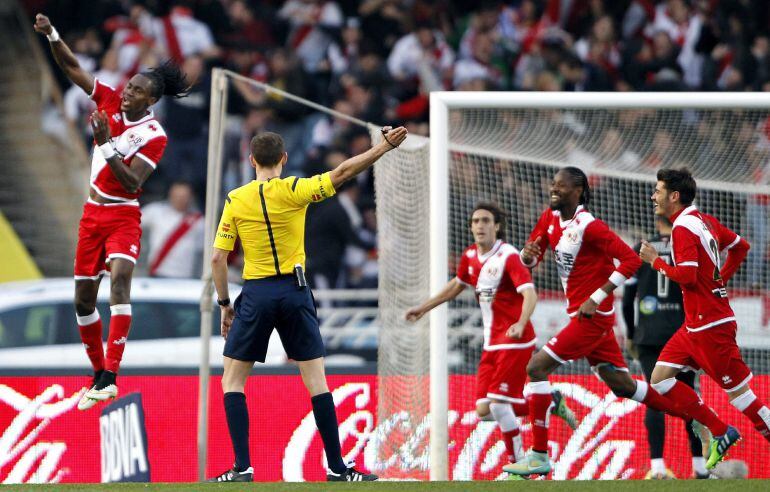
[100,393,150,482]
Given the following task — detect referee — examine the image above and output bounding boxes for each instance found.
[207,126,407,482]
[622,216,708,479]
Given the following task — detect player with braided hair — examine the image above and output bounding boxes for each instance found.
[505,167,693,477]
[34,13,190,410]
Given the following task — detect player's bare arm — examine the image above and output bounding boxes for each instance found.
[506,287,537,338]
[405,278,466,322]
[34,14,94,94]
[211,247,235,339]
[91,110,153,193]
[329,126,407,188]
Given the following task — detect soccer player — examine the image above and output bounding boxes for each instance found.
[208,127,407,482]
[34,14,190,410]
[505,167,688,477]
[622,216,708,479]
[405,202,577,471]
[642,168,770,469]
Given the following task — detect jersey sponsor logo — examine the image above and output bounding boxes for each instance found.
[548,336,557,346]
[217,231,234,240]
[112,114,122,123]
[467,249,476,258]
[498,382,509,393]
[129,244,138,255]
[148,123,157,132]
[565,230,580,244]
[639,296,658,315]
[311,194,322,201]
[477,288,495,302]
[554,250,576,277]
[547,224,554,234]
[127,133,144,147]
[722,375,733,385]
[712,287,728,298]
[221,222,231,232]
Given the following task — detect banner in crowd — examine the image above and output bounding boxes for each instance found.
[0,374,767,483]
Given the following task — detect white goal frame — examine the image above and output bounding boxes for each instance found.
[428,91,770,481]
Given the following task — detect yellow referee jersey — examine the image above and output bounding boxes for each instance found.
[213,172,336,279]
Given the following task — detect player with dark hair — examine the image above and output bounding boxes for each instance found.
[34,14,190,410]
[623,216,708,479]
[505,167,691,477]
[406,202,577,473]
[642,167,769,469]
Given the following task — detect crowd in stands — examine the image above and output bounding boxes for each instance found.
[26,0,770,289]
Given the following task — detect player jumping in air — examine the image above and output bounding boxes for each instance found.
[505,167,692,477]
[34,14,189,410]
[406,203,577,473]
[642,168,770,469]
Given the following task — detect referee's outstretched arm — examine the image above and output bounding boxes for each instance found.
[328,126,408,188]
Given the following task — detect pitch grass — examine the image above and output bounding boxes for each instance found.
[3,481,769,492]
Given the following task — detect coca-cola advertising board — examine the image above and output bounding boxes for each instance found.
[0,374,767,483]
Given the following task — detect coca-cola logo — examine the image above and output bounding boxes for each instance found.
[282,381,643,481]
[0,384,81,483]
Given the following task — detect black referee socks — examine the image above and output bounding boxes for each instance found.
[224,392,251,472]
[311,392,347,474]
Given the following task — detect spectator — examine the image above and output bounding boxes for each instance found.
[305,152,372,296]
[387,21,455,87]
[155,55,210,202]
[279,0,344,101]
[454,29,504,89]
[141,182,204,279]
[643,0,704,88]
[134,1,221,64]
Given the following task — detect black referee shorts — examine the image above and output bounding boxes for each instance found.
[223,275,326,363]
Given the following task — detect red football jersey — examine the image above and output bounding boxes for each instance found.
[89,79,167,203]
[654,205,748,331]
[527,205,641,316]
[456,240,536,350]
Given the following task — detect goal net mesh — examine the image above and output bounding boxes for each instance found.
[373,107,770,480]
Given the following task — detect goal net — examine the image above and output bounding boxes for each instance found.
[373,93,770,480]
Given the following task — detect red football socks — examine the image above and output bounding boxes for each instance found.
[105,304,132,373]
[732,390,770,442]
[76,311,104,373]
[527,381,553,453]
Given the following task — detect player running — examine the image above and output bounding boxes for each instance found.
[34,14,189,410]
[406,202,577,472]
[505,167,689,477]
[642,167,770,469]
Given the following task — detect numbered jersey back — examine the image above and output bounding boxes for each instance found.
[670,206,739,331]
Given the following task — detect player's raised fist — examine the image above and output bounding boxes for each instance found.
[33,14,53,35]
[381,126,408,150]
[90,110,111,144]
[639,240,658,265]
[405,306,425,322]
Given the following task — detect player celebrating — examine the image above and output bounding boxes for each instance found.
[34,14,189,410]
[642,168,770,469]
[622,216,708,479]
[505,167,689,477]
[405,202,576,471]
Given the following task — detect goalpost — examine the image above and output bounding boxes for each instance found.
[374,91,770,481]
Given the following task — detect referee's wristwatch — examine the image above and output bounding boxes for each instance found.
[217,298,230,307]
